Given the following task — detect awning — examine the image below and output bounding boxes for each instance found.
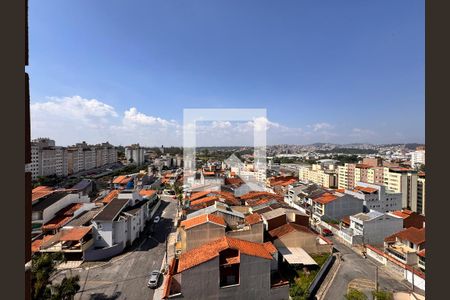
[278,247,318,266]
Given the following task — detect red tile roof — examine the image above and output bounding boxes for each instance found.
[59,227,92,241]
[240,191,283,201]
[102,190,120,204]
[190,196,220,207]
[112,175,133,184]
[139,189,157,198]
[356,164,372,169]
[245,213,262,225]
[354,186,378,194]
[189,191,211,201]
[225,177,244,186]
[269,223,315,239]
[180,214,227,230]
[263,242,277,255]
[313,193,338,205]
[31,239,43,253]
[341,216,351,225]
[32,186,54,202]
[177,237,273,273]
[384,227,425,245]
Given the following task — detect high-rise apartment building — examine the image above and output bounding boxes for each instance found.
[411,149,425,168]
[299,164,337,188]
[125,144,145,165]
[337,161,423,214]
[25,138,118,180]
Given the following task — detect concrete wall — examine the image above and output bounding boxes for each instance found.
[84,241,125,261]
[275,230,324,254]
[361,216,403,246]
[93,221,113,248]
[183,223,225,252]
[324,195,363,221]
[179,254,287,300]
[226,222,264,243]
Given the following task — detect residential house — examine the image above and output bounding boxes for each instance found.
[311,191,363,227]
[343,181,402,213]
[32,226,94,260]
[384,227,426,266]
[388,210,425,229]
[163,237,289,300]
[32,189,91,234]
[339,210,404,246]
[269,223,333,267]
[260,207,309,231]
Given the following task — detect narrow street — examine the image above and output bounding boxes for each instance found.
[53,196,177,300]
[323,236,413,299]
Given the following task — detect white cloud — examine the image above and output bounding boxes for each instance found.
[123,107,177,127]
[30,96,385,146]
[309,122,334,132]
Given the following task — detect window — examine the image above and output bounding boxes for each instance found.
[98,223,103,229]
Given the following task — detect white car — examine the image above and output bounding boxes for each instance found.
[147,270,161,288]
[153,216,160,223]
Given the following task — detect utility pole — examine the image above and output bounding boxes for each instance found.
[375,265,378,292]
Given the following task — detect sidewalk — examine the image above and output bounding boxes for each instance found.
[153,208,180,300]
[315,254,342,300]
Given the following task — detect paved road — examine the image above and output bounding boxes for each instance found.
[54,196,177,300]
[323,237,412,300]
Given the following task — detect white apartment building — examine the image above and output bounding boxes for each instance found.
[337,162,423,214]
[299,164,337,188]
[344,181,402,213]
[411,149,425,168]
[339,210,403,246]
[125,144,145,165]
[26,138,118,180]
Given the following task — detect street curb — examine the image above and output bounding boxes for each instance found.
[316,254,342,300]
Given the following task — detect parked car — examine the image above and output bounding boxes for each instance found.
[322,228,333,236]
[153,216,160,223]
[147,270,161,288]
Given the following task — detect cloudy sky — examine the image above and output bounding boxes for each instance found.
[28,0,424,147]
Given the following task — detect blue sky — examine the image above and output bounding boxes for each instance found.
[28,0,424,146]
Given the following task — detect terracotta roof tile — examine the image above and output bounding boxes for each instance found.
[190,196,220,207]
[102,190,120,204]
[180,214,227,230]
[269,223,314,239]
[59,227,92,241]
[32,186,54,202]
[239,191,283,201]
[384,227,425,245]
[245,213,262,225]
[139,189,157,198]
[189,191,211,201]
[354,186,378,193]
[263,242,277,255]
[313,193,338,205]
[177,237,272,273]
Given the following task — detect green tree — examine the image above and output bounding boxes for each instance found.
[345,288,368,300]
[31,252,80,300]
[372,290,394,300]
[49,275,81,300]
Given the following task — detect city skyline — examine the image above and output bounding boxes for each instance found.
[28,0,424,146]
